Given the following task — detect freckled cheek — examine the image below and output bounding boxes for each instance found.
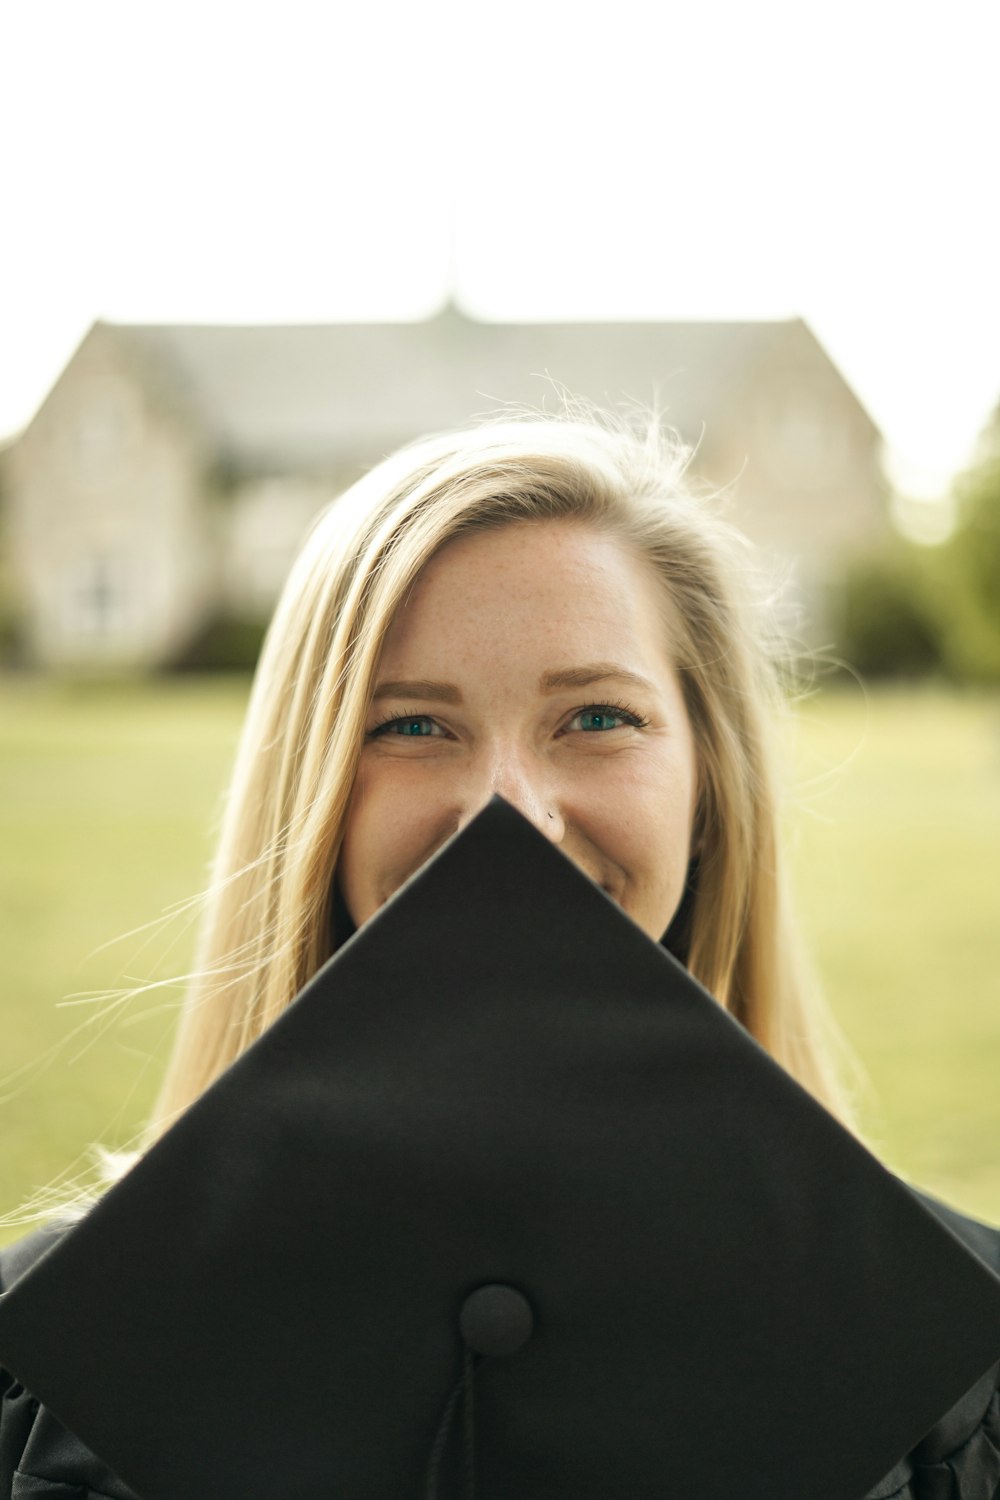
[598,750,694,823]
[601,774,696,893]
[343,762,448,899]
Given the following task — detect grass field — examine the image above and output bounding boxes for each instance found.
[1,675,998,1242]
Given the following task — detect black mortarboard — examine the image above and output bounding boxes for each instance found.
[2,797,999,1500]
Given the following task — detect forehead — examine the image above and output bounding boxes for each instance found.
[380,521,676,673]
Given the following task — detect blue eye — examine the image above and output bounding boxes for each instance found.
[578,710,623,731]
[369,714,443,739]
[569,703,648,733]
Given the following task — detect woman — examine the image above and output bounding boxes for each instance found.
[2,410,999,1498]
[153,409,847,1130]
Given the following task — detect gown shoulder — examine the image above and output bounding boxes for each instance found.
[863,1191,1000,1499]
[1,1225,140,1500]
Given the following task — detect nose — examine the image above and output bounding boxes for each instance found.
[458,743,566,843]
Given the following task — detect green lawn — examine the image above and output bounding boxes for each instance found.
[1,676,998,1242]
[788,686,1000,1221]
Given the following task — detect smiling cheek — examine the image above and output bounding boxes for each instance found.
[600,756,697,935]
[339,758,453,922]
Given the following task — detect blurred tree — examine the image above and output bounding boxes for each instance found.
[829,397,1000,682]
[169,611,267,673]
[0,457,27,666]
[829,544,943,678]
[933,406,1000,682]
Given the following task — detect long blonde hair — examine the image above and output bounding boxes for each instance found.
[152,409,854,1133]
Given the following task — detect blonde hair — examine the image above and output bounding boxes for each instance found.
[151,409,854,1134]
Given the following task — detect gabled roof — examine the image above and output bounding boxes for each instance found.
[101,307,876,475]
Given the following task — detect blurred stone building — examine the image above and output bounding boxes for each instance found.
[3,307,886,669]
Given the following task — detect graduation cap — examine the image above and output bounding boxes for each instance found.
[2,796,1000,1500]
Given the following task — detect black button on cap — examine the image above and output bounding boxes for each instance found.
[459,1283,534,1357]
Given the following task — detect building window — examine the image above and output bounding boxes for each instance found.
[67,554,134,640]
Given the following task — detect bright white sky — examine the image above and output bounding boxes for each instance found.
[2,0,998,499]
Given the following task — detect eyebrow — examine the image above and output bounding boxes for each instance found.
[371,664,657,704]
[371,679,464,703]
[538,664,658,695]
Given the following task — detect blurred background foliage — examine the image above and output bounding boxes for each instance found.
[832,413,1000,682]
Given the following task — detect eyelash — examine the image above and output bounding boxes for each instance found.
[367,700,651,738]
[565,699,650,732]
[366,712,436,739]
